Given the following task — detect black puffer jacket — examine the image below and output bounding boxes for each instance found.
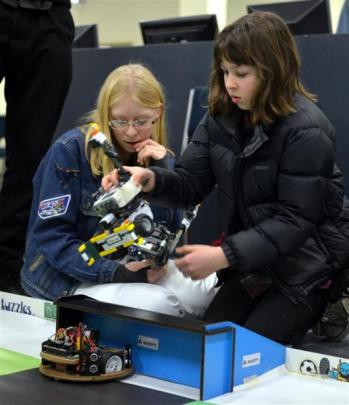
[150,95,349,303]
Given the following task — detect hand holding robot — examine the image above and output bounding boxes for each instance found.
[78,124,197,269]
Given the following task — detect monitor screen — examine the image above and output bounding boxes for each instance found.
[247,0,332,35]
[140,14,218,44]
[73,24,99,48]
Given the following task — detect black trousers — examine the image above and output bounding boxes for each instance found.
[203,272,329,345]
[0,2,73,288]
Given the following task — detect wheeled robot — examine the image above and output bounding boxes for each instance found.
[39,322,133,382]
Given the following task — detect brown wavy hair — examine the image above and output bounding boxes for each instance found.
[209,11,316,125]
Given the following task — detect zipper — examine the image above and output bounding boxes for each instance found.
[234,155,253,230]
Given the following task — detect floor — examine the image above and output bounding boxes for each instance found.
[297,330,349,359]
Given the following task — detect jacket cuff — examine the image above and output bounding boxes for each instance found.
[146,167,166,198]
[112,263,148,283]
[221,240,244,272]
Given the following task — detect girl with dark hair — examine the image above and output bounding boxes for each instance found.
[102,13,349,345]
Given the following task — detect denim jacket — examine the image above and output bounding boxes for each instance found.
[21,127,179,300]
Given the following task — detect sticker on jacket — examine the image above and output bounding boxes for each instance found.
[38,195,71,219]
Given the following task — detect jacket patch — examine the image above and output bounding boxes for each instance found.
[38,195,71,219]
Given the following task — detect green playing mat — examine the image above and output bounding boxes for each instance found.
[0,348,39,376]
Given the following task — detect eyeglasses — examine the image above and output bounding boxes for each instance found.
[108,118,156,130]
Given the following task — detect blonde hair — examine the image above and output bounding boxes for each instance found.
[84,64,167,176]
[209,12,316,125]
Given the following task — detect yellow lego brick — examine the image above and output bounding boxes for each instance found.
[100,248,117,256]
[91,232,109,243]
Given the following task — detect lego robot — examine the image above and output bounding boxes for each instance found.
[78,124,197,268]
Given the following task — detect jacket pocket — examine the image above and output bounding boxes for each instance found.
[251,159,277,197]
[80,188,100,217]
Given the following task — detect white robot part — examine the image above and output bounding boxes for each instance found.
[115,176,142,208]
[93,176,142,215]
[90,131,108,145]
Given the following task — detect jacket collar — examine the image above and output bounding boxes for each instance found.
[241,124,269,157]
[211,111,270,157]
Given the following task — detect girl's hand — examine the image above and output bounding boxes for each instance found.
[175,245,229,280]
[146,262,167,284]
[125,259,167,283]
[136,139,166,166]
[125,259,152,272]
[101,166,155,193]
